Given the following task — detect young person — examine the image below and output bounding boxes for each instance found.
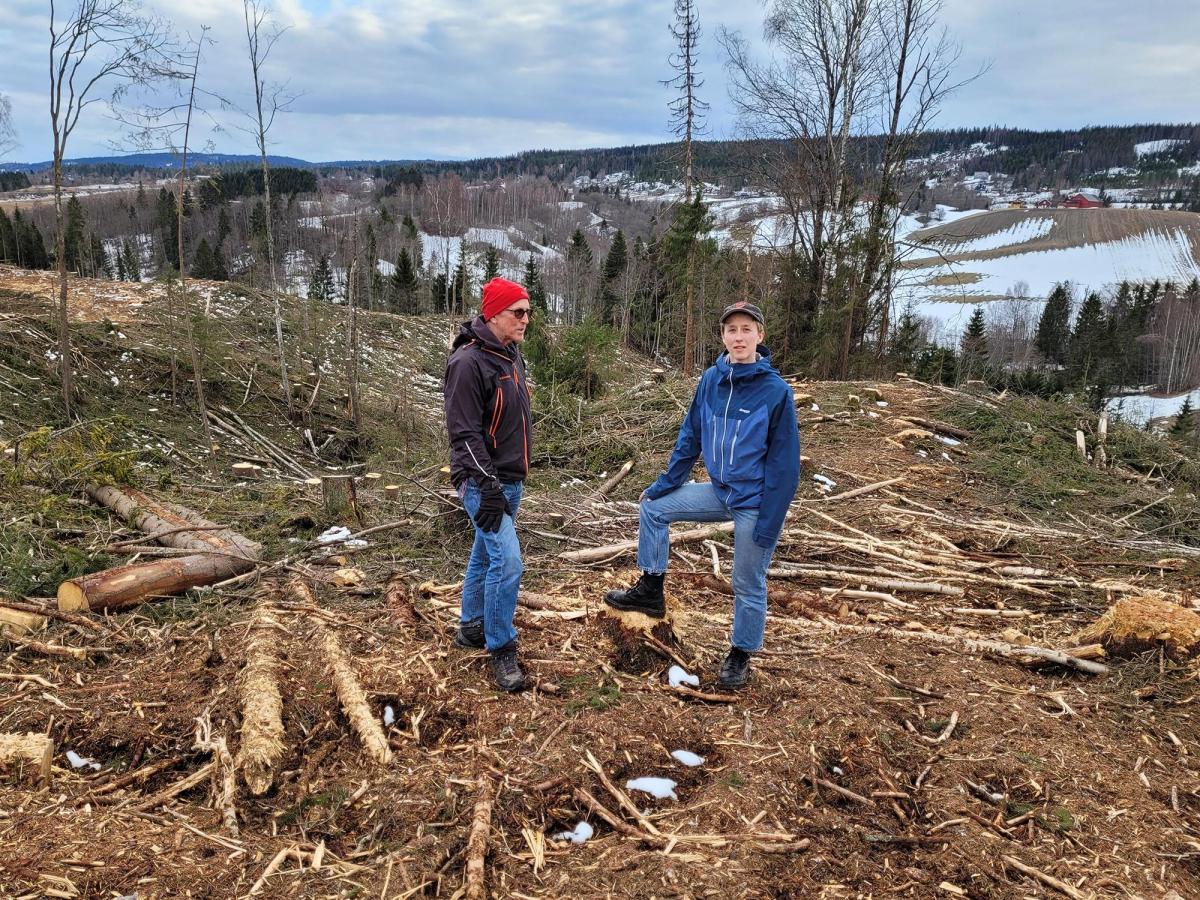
[604,301,800,687]
[444,277,534,691]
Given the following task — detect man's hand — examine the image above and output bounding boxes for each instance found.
[474,481,509,533]
[640,489,651,504]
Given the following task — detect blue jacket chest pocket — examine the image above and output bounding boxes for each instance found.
[705,405,770,484]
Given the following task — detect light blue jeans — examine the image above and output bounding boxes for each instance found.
[638,481,778,652]
[458,480,524,651]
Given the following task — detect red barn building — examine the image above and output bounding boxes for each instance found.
[1061,193,1104,209]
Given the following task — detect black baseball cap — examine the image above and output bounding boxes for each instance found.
[719,301,765,325]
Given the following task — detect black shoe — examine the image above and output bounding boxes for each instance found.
[603,572,666,618]
[718,647,752,689]
[453,619,485,649]
[489,642,528,692]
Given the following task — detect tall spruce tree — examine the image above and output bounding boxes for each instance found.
[1035,282,1072,365]
[565,228,594,322]
[959,307,989,383]
[63,194,86,273]
[1069,290,1109,388]
[122,239,141,282]
[308,254,335,302]
[1172,395,1197,443]
[891,304,922,374]
[482,244,500,283]
[390,247,419,313]
[600,229,628,325]
[525,254,547,315]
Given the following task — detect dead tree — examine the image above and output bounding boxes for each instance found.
[664,0,709,375]
[0,93,18,159]
[48,0,173,419]
[243,0,294,412]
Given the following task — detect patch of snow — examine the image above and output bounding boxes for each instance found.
[1106,388,1200,426]
[625,776,677,800]
[383,705,395,727]
[552,821,594,844]
[1135,139,1187,158]
[317,526,352,544]
[812,474,837,491]
[668,665,699,688]
[66,750,101,771]
[671,750,706,767]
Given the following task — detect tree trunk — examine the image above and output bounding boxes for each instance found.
[83,484,262,559]
[0,732,53,784]
[58,552,255,612]
[53,155,74,419]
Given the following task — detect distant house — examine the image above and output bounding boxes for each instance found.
[1062,193,1104,209]
[1035,198,1057,208]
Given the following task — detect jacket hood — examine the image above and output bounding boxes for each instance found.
[452,316,509,353]
[715,344,777,380]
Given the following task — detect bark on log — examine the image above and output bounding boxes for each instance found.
[560,522,735,564]
[0,732,53,783]
[321,475,357,518]
[596,459,635,498]
[235,602,286,796]
[465,777,496,900]
[84,485,262,560]
[58,553,255,612]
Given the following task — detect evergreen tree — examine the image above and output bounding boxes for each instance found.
[390,247,420,313]
[116,249,127,281]
[959,306,989,383]
[452,256,470,314]
[1035,282,1072,365]
[402,213,418,240]
[1172,395,1197,442]
[156,187,179,269]
[63,194,86,273]
[307,254,335,302]
[565,228,594,320]
[599,229,628,324]
[891,303,922,373]
[0,207,15,264]
[191,239,216,280]
[14,210,50,269]
[524,254,547,315]
[209,242,228,281]
[89,234,111,279]
[122,239,141,282]
[430,272,448,310]
[216,207,232,247]
[483,244,500,283]
[1069,290,1109,388]
[136,181,147,207]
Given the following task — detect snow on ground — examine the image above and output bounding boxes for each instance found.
[558,201,585,210]
[906,216,1056,260]
[901,227,1200,306]
[464,227,518,252]
[1135,139,1187,158]
[420,232,463,274]
[1105,389,1200,426]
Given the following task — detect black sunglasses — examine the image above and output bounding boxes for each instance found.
[508,307,532,319]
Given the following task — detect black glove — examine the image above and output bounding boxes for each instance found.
[474,481,509,533]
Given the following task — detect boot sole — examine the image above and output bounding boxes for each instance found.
[602,595,666,619]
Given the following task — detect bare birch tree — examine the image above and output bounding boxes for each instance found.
[243,0,294,412]
[721,0,975,376]
[48,0,173,419]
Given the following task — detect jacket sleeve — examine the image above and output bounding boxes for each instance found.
[444,352,497,484]
[644,375,705,500]
[753,383,801,548]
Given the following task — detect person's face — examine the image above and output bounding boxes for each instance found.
[489,302,532,345]
[721,313,763,363]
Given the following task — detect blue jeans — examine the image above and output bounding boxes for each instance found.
[638,481,778,652]
[459,480,524,651]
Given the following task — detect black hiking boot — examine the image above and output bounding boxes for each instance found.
[718,647,752,689]
[603,572,666,618]
[453,618,485,650]
[489,641,528,692]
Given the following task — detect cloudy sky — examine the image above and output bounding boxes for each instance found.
[3,0,1199,163]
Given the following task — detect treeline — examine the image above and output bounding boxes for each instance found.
[0,206,51,269]
[894,279,1200,411]
[0,172,31,192]
[196,167,318,206]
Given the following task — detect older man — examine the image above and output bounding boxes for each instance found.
[443,277,534,691]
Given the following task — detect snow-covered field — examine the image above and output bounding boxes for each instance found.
[905,216,1056,260]
[1106,388,1200,426]
[1135,139,1187,158]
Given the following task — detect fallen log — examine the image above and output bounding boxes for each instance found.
[0,606,47,636]
[596,459,636,498]
[560,522,735,565]
[464,777,496,900]
[58,552,256,612]
[297,579,392,765]
[235,601,286,796]
[0,732,53,784]
[59,486,262,611]
[83,485,262,560]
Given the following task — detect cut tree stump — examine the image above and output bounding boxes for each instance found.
[59,553,256,612]
[597,599,685,674]
[1077,595,1200,659]
[321,475,357,518]
[0,732,53,784]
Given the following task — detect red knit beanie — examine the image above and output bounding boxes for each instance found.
[481,277,530,320]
